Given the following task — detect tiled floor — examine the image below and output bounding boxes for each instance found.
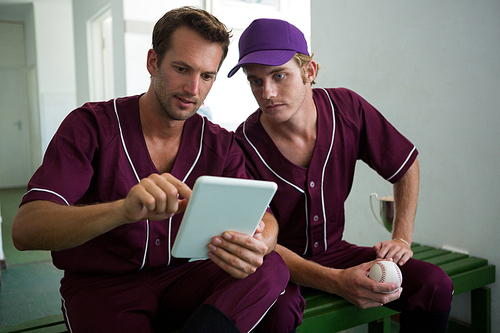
[0,262,63,327]
[0,187,62,327]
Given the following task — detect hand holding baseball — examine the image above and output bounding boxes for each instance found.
[368,260,403,293]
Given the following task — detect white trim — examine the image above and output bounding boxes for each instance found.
[182,117,205,183]
[60,292,73,333]
[22,188,70,206]
[387,146,417,182]
[113,98,140,183]
[247,288,286,333]
[242,122,304,194]
[319,88,336,252]
[242,120,310,255]
[302,195,309,256]
[113,98,149,270]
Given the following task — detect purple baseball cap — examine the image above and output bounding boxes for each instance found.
[227,18,309,78]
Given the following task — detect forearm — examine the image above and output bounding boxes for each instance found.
[261,212,279,253]
[392,158,420,244]
[12,200,127,251]
[13,173,191,252]
[275,244,340,294]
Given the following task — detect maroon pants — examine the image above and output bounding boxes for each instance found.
[257,242,454,332]
[59,252,291,333]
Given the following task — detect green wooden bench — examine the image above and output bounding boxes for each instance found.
[297,243,496,333]
[0,243,495,333]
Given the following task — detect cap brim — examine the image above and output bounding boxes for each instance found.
[227,49,297,78]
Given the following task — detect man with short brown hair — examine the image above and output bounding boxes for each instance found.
[13,8,291,333]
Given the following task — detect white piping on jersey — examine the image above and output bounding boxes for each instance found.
[319,88,336,252]
[60,291,74,333]
[182,116,205,182]
[167,116,206,266]
[242,119,310,255]
[114,99,141,183]
[113,98,149,270]
[22,188,70,206]
[387,146,416,182]
[243,122,306,194]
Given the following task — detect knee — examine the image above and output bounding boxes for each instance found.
[256,283,305,333]
[414,264,453,313]
[262,251,290,288]
[427,265,453,312]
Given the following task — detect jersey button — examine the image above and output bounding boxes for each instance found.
[310,181,315,188]
[314,242,319,248]
[313,215,319,221]
[155,238,161,246]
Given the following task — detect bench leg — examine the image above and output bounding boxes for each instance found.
[448,287,491,333]
[367,316,391,333]
[471,287,491,333]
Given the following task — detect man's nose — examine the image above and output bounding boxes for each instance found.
[262,81,277,100]
[184,75,200,96]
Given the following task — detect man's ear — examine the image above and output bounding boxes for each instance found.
[304,60,317,84]
[146,49,158,76]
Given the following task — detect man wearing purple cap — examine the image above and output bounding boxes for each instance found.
[12,8,291,333]
[229,18,453,332]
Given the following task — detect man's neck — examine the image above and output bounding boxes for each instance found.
[139,93,185,174]
[139,93,185,140]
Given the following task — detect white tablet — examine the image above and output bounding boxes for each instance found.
[171,175,278,259]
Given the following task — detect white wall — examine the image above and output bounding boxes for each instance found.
[33,0,76,154]
[311,0,500,330]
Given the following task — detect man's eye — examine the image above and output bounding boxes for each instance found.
[249,79,262,86]
[202,74,215,81]
[275,73,285,80]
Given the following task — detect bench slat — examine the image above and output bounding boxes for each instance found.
[0,315,66,333]
[413,249,451,261]
[303,297,348,316]
[424,252,470,266]
[410,245,435,254]
[23,325,67,333]
[299,302,397,332]
[440,257,488,276]
[451,265,496,295]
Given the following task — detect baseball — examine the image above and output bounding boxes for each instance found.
[368,261,403,293]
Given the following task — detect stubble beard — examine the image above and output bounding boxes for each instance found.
[155,90,198,122]
[154,69,200,122]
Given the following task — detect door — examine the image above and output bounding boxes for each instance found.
[0,21,31,188]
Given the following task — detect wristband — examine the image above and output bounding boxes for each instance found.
[393,237,410,247]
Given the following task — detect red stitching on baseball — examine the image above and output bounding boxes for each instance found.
[379,262,387,283]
